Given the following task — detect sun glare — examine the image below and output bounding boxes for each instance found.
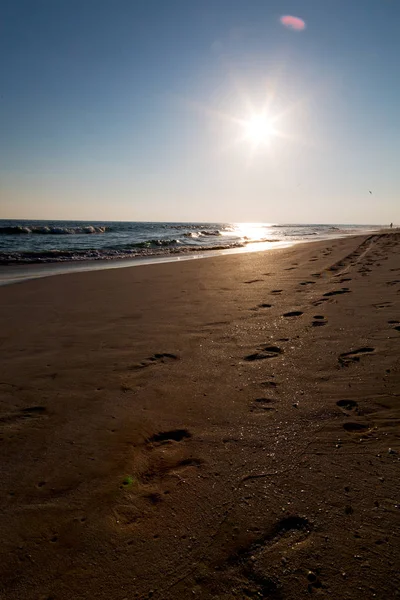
[243,114,275,144]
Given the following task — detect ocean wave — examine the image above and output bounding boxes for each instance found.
[128,233,222,246]
[161,224,227,234]
[199,229,221,236]
[182,230,221,238]
[0,242,246,264]
[0,225,109,235]
[131,238,181,248]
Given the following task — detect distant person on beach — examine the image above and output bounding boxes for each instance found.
[390,222,393,228]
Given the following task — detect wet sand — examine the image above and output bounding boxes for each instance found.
[0,232,399,599]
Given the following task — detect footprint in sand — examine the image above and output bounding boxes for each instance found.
[230,516,313,559]
[0,406,47,428]
[146,429,191,444]
[342,422,370,434]
[312,315,327,327]
[218,516,313,598]
[260,380,278,389]
[323,288,351,297]
[250,303,273,311]
[312,298,328,307]
[138,428,203,484]
[244,279,263,284]
[373,302,392,309]
[271,289,283,295]
[336,399,359,414]
[114,428,202,526]
[338,347,375,367]
[130,353,179,370]
[244,346,283,361]
[250,398,276,412]
[386,280,400,286]
[283,311,303,318]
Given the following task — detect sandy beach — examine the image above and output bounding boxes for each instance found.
[0,232,399,599]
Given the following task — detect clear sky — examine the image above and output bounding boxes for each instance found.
[1,0,399,223]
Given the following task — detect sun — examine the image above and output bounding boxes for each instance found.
[242,114,276,145]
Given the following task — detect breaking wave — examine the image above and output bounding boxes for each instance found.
[0,242,246,264]
[0,225,109,235]
[183,230,222,238]
[131,238,181,248]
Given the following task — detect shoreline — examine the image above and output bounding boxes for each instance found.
[0,230,381,287]
[0,231,399,599]
[0,239,293,287]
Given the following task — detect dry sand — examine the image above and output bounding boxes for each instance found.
[0,232,399,599]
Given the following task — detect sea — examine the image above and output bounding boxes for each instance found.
[0,220,381,265]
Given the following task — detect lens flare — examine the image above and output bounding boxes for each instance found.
[280,15,306,31]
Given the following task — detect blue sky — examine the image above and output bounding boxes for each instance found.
[1,0,399,223]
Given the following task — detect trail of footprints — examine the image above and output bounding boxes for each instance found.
[244,276,357,414]
[243,252,398,427]
[244,271,395,438]
[5,238,399,579]
[139,236,396,591]
[118,352,203,507]
[128,240,393,588]
[118,237,400,519]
